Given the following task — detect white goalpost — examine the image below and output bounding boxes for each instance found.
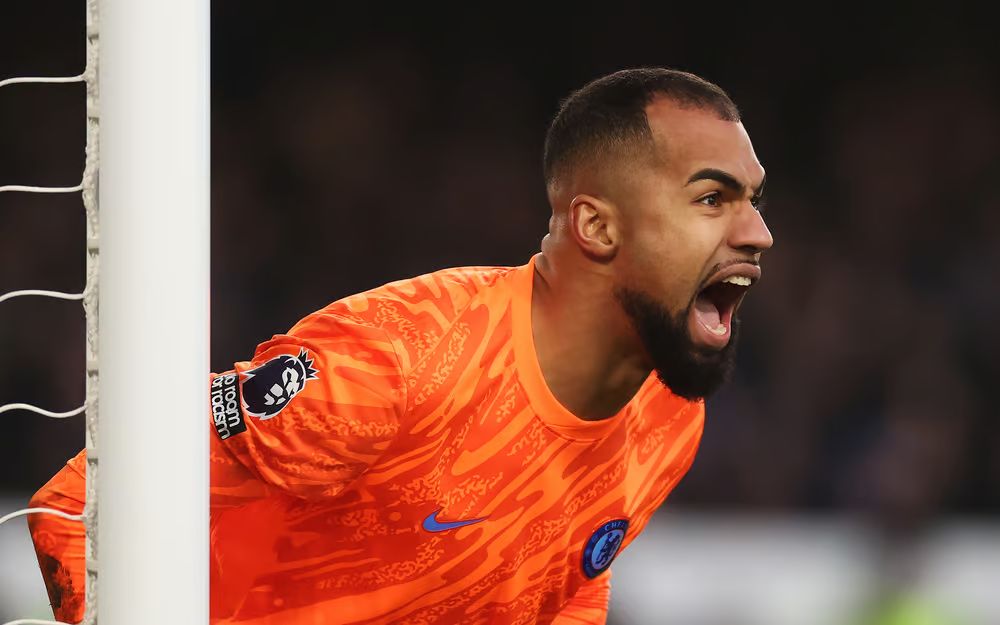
[0,1,210,623]
[98,0,210,624]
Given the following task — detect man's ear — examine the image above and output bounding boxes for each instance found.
[568,194,620,261]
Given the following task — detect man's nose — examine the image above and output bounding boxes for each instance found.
[728,202,774,255]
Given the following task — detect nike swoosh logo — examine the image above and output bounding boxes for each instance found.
[422,508,487,533]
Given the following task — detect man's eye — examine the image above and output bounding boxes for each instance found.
[751,195,765,212]
[698,192,721,207]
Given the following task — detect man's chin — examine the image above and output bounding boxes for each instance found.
[653,326,738,400]
[615,287,740,401]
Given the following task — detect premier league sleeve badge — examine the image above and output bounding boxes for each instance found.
[240,348,319,420]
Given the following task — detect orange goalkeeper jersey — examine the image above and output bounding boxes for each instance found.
[29,256,705,625]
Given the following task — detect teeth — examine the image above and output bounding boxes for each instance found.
[722,275,752,286]
[707,324,727,335]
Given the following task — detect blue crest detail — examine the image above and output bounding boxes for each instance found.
[581,518,629,579]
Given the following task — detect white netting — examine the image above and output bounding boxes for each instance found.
[0,1,99,624]
[0,76,84,89]
[0,291,84,303]
[0,509,85,526]
[0,185,83,193]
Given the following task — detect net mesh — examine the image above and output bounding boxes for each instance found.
[0,1,99,623]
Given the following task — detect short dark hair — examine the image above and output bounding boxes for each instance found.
[542,68,741,187]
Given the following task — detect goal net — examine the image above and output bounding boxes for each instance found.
[1,1,210,623]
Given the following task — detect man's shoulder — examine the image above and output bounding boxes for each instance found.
[383,264,518,302]
[290,264,520,345]
[346,264,516,317]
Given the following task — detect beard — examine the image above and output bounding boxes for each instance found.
[614,286,739,400]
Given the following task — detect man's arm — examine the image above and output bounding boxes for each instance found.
[29,311,407,620]
[208,312,405,507]
[551,572,611,625]
[28,450,87,624]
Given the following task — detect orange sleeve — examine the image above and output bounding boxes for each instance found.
[27,449,87,624]
[551,571,610,625]
[27,312,406,620]
[209,312,406,507]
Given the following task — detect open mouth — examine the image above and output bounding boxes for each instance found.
[689,265,759,349]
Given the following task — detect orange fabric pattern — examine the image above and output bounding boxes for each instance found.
[29,257,704,625]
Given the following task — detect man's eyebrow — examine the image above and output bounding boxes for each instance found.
[686,168,766,196]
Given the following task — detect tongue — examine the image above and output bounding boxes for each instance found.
[693,293,721,328]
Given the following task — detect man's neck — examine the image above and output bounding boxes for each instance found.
[530,252,653,421]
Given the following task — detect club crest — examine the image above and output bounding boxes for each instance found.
[582,518,629,579]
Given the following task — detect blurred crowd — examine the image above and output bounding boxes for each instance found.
[1,2,997,536]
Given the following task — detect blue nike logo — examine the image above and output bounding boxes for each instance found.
[422,508,488,533]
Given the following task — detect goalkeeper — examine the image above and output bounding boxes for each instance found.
[29,67,772,625]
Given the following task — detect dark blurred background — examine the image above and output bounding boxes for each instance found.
[1,1,998,622]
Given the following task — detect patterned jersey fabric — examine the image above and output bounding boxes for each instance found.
[29,256,705,624]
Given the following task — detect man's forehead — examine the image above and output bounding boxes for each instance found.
[645,98,764,186]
